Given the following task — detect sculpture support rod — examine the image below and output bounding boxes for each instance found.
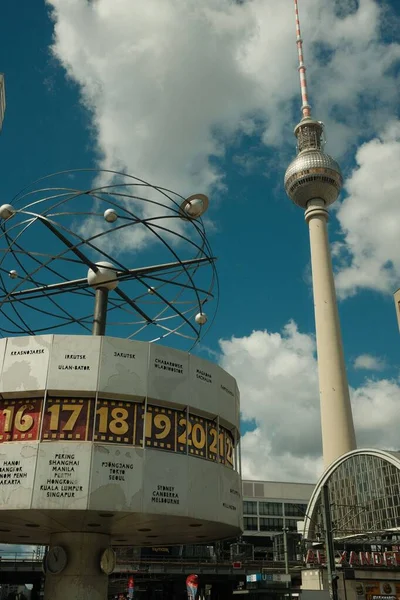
[305,199,356,468]
[5,256,216,299]
[92,287,108,336]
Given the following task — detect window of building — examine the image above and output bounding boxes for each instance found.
[259,502,283,516]
[244,517,258,531]
[284,503,308,517]
[285,518,299,531]
[254,483,265,497]
[259,517,284,531]
[243,501,257,515]
[243,482,253,497]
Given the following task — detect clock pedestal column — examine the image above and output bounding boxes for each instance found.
[44,532,110,600]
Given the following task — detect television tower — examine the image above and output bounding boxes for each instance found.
[284,0,356,468]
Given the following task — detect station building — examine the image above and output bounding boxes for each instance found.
[242,479,313,560]
[301,449,400,600]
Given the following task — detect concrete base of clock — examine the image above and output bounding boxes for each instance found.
[44,532,110,600]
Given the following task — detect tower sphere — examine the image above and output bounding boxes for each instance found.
[284,150,343,209]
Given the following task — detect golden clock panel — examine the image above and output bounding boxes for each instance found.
[188,414,207,459]
[176,411,189,454]
[94,399,136,444]
[225,428,235,469]
[144,405,177,452]
[0,398,43,442]
[207,421,225,463]
[7,395,237,469]
[42,397,93,441]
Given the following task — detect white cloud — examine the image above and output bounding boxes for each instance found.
[353,353,386,371]
[335,121,400,297]
[219,322,322,482]
[219,323,400,482]
[46,0,400,195]
[352,379,400,450]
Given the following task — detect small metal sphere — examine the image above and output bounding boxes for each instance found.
[8,270,18,279]
[148,287,156,294]
[185,198,204,218]
[284,150,343,208]
[104,208,118,223]
[87,261,119,291]
[0,204,15,220]
[195,312,208,325]
[179,194,209,220]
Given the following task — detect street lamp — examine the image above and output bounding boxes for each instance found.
[321,485,339,600]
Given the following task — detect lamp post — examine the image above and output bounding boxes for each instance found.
[283,527,290,576]
[321,484,339,600]
[283,527,292,600]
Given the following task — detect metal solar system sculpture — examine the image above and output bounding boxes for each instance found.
[0,169,217,348]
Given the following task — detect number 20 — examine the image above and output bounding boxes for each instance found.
[178,418,206,449]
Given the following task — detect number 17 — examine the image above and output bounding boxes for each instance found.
[47,404,83,431]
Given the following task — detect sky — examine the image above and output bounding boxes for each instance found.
[1,0,400,488]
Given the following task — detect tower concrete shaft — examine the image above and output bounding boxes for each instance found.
[305,200,356,467]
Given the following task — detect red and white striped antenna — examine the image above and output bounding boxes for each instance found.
[294,0,311,119]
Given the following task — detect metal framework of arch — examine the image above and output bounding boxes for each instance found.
[304,448,400,541]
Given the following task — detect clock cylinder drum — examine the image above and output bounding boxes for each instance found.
[0,335,242,546]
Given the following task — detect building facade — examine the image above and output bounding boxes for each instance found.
[302,449,400,600]
[243,480,314,542]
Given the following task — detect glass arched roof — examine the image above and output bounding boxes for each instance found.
[304,449,400,542]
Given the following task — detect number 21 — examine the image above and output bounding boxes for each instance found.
[209,428,224,457]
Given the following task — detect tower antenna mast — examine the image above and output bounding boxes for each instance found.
[294,0,311,119]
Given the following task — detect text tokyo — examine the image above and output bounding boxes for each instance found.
[306,550,400,568]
